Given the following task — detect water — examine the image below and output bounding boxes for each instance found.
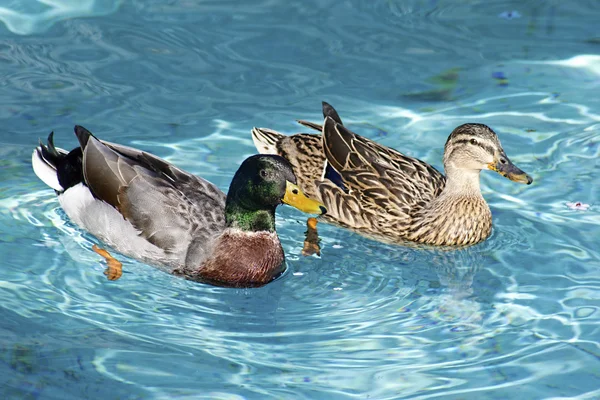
[0,0,599,398]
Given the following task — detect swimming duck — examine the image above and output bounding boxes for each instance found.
[251,102,532,246]
[32,126,326,287]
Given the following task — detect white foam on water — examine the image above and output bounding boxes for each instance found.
[524,54,600,77]
[0,0,123,35]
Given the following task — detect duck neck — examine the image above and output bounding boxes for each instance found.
[225,199,276,233]
[442,166,483,197]
[406,165,492,246]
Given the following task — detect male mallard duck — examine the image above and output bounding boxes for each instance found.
[32,126,325,287]
[251,102,532,246]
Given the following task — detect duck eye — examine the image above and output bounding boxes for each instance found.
[470,138,477,145]
[260,169,267,178]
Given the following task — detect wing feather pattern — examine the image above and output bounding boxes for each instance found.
[76,126,226,255]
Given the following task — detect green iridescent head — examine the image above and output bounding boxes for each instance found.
[225,155,326,232]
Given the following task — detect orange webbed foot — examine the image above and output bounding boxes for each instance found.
[92,244,123,281]
[302,217,321,257]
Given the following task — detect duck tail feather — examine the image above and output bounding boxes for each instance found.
[251,127,282,154]
[32,132,66,191]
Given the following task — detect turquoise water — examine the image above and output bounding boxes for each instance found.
[1,0,599,398]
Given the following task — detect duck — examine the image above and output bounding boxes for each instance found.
[32,126,326,287]
[251,102,532,247]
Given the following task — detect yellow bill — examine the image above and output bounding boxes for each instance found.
[282,181,327,215]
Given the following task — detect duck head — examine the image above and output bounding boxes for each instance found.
[442,123,533,185]
[225,154,326,232]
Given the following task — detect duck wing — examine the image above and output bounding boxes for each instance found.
[299,101,446,199]
[319,117,446,223]
[296,101,343,132]
[76,126,226,255]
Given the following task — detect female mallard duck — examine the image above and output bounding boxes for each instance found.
[251,102,532,246]
[32,126,325,287]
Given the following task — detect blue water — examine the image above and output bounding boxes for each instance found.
[1,0,599,398]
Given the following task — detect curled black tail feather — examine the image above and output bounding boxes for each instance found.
[38,132,61,167]
[40,131,84,192]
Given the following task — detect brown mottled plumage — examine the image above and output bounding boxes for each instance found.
[32,127,325,287]
[251,102,533,247]
[252,130,324,200]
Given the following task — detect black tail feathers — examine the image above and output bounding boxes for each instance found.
[40,131,84,192]
[37,132,62,168]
